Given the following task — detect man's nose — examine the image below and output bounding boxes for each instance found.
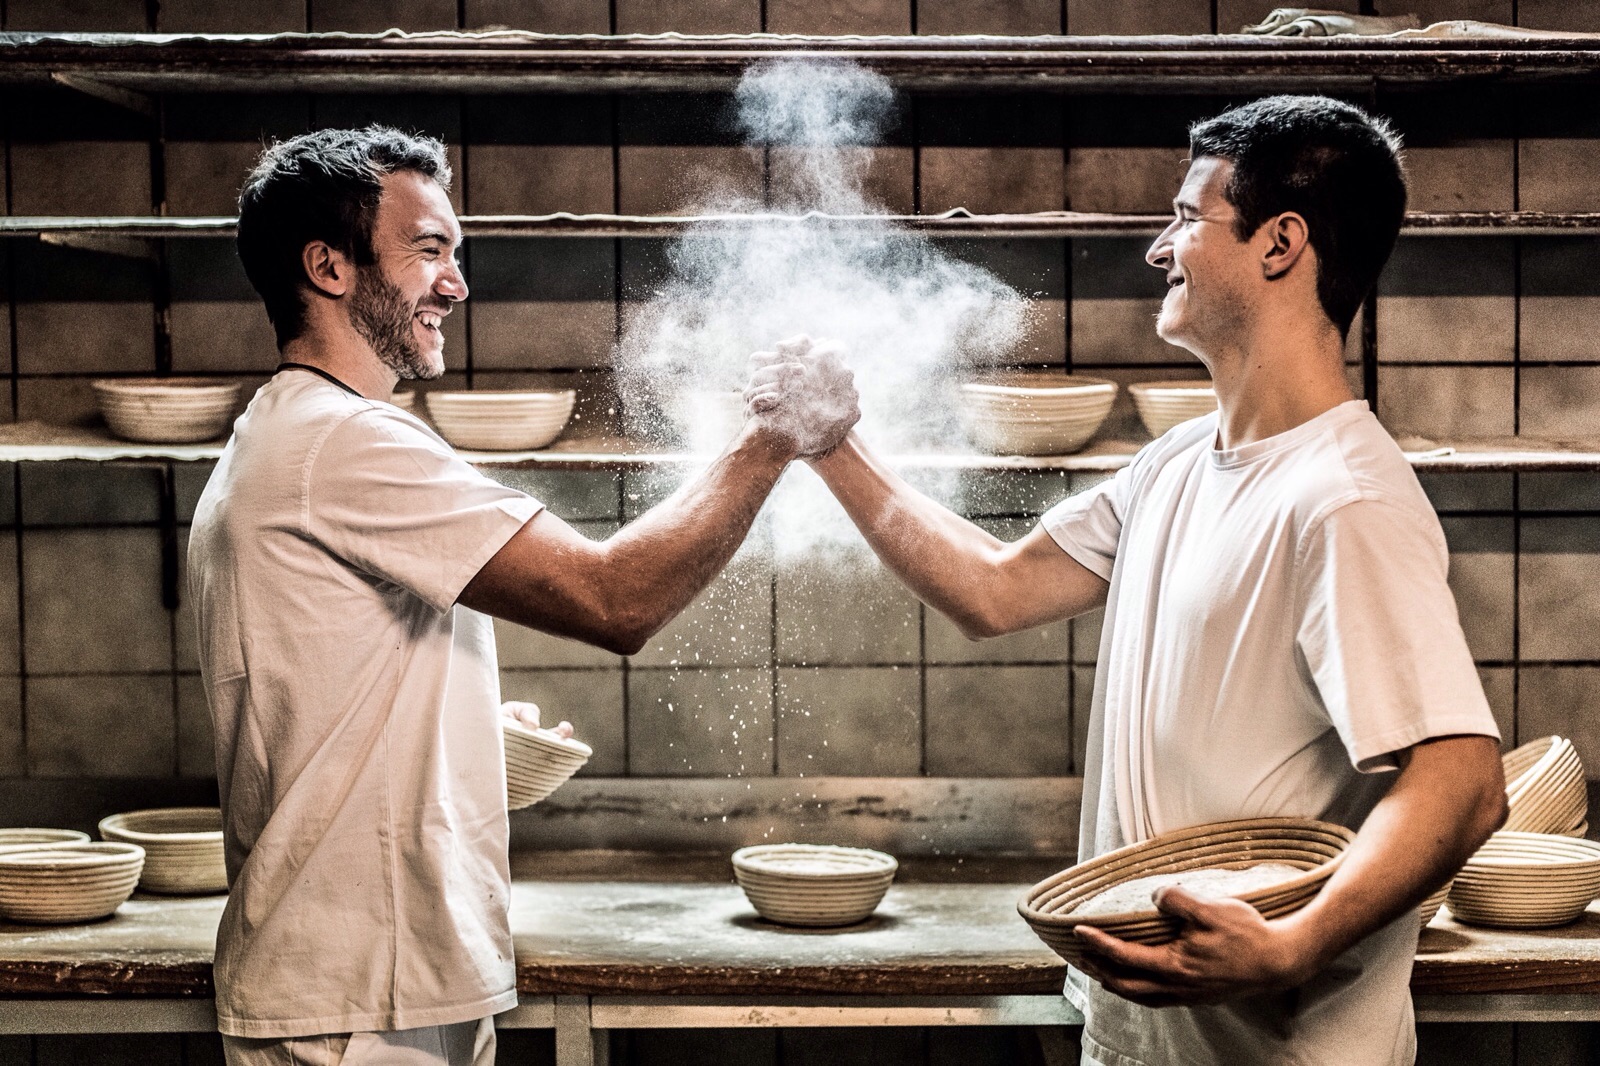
[1146,228,1174,270]
[438,258,469,302]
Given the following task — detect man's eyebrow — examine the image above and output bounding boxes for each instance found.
[409,229,459,247]
[1172,198,1201,214]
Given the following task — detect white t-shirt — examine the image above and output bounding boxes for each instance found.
[1041,400,1498,1066]
[188,371,543,1039]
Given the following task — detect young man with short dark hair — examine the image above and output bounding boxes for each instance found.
[191,126,858,1065]
[796,95,1507,1064]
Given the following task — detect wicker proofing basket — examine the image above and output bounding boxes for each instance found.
[732,843,898,927]
[504,722,591,810]
[1501,736,1588,836]
[1018,817,1355,967]
[0,841,145,923]
[99,807,227,895]
[1447,831,1600,929]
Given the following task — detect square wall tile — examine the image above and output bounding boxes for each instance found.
[929,239,1066,366]
[1071,239,1194,366]
[165,138,277,214]
[484,473,619,523]
[1072,608,1103,665]
[1067,0,1209,34]
[12,141,151,215]
[631,547,773,668]
[158,0,306,31]
[1376,239,1514,363]
[23,528,172,674]
[1477,666,1513,750]
[777,555,920,665]
[500,668,626,775]
[627,666,774,776]
[917,0,1060,33]
[27,674,175,778]
[1416,473,1512,513]
[1072,664,1094,773]
[494,617,625,670]
[614,0,760,32]
[1400,144,1514,212]
[164,96,313,214]
[922,148,1066,215]
[465,95,616,214]
[13,244,155,376]
[175,462,218,523]
[21,463,161,526]
[617,146,764,215]
[1519,1,1600,30]
[467,239,617,370]
[1520,240,1600,364]
[1519,139,1600,212]
[1415,1023,1513,1066]
[17,378,105,430]
[6,0,147,30]
[464,0,609,32]
[1440,517,1514,663]
[766,0,910,34]
[175,674,216,779]
[1522,474,1600,513]
[1066,147,1189,214]
[1520,367,1600,440]
[1519,518,1600,662]
[1375,366,1514,440]
[0,676,20,777]
[925,664,1070,776]
[1519,667,1600,779]
[775,666,921,776]
[310,0,458,31]
[168,240,280,373]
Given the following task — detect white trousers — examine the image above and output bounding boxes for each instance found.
[221,1017,495,1066]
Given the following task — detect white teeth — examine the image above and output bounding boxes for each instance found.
[418,312,441,329]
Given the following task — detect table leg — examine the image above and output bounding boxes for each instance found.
[554,996,608,1066]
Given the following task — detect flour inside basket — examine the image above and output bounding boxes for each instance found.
[1072,863,1305,917]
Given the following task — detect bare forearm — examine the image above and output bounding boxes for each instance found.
[595,427,788,641]
[1278,736,1507,978]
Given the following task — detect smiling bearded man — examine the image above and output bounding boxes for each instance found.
[190,127,859,1066]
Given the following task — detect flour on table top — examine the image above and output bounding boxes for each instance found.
[1071,863,1305,918]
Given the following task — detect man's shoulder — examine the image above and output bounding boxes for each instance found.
[1294,407,1438,537]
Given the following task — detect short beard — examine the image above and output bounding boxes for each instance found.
[349,266,440,381]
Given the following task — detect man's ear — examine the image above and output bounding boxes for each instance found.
[301,240,352,298]
[1261,212,1311,281]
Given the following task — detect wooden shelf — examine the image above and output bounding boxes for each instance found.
[2,423,1596,473]
[10,211,1600,243]
[6,31,1600,94]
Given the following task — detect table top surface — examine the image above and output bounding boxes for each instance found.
[3,879,1600,998]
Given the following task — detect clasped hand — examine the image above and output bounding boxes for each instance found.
[1074,886,1320,1008]
[742,334,861,460]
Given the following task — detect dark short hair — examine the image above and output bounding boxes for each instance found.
[237,126,452,348]
[1188,95,1406,337]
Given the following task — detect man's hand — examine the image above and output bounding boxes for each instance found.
[743,334,860,460]
[1073,886,1314,1008]
[500,700,574,740]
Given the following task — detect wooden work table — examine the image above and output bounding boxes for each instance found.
[3,878,1600,999]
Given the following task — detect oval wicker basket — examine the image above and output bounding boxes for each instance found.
[0,841,145,923]
[1018,817,1354,966]
[1448,831,1600,929]
[732,843,898,927]
[504,722,591,810]
[1501,736,1588,836]
[99,807,227,895]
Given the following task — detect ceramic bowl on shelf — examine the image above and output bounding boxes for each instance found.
[503,722,591,810]
[959,373,1118,456]
[1128,380,1218,438]
[0,828,89,849]
[1501,736,1588,836]
[424,390,576,451]
[92,378,242,444]
[1447,831,1600,928]
[98,808,227,895]
[0,841,145,923]
[732,843,898,927]
[1018,817,1353,967]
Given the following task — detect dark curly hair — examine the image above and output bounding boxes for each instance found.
[1188,95,1406,337]
[237,126,452,348]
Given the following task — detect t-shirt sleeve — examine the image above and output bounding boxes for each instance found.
[1038,467,1131,581]
[1295,496,1500,773]
[303,408,545,613]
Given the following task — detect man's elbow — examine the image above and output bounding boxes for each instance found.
[1475,783,1510,844]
